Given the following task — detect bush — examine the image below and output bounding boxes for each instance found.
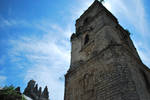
[0,85,26,100]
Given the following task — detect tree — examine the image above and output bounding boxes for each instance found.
[0,85,26,100]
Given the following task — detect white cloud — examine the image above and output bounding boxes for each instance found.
[8,20,71,100]
[70,0,93,20]
[103,1,112,11]
[0,16,32,28]
[25,65,65,100]
[3,0,150,100]
[4,1,93,99]
[104,0,149,36]
[103,0,150,67]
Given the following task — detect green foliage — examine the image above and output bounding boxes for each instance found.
[1,85,16,96]
[0,85,26,100]
[22,95,26,100]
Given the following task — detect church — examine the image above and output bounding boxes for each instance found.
[64,0,150,100]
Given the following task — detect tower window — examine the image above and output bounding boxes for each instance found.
[84,34,89,45]
[83,17,91,25]
[84,18,89,25]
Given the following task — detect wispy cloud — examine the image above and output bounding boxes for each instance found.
[0,15,31,28]
[7,20,71,100]
[25,65,65,100]
[35,20,72,39]
[70,0,150,68]
[70,0,93,20]
[103,0,150,67]
[104,0,149,36]
[2,0,150,100]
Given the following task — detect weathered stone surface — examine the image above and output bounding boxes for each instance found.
[41,86,49,99]
[23,80,49,100]
[23,80,36,99]
[15,87,21,95]
[64,0,150,100]
[38,87,42,97]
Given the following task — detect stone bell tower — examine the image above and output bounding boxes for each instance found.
[64,0,150,100]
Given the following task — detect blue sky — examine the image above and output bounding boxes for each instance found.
[0,0,150,100]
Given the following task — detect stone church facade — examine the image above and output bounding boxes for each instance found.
[64,0,150,100]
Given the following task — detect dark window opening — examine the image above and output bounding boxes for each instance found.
[83,17,90,25]
[84,35,89,45]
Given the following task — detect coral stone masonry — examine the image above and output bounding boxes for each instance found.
[64,0,150,100]
[24,80,49,100]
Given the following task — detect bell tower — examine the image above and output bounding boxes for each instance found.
[65,0,150,100]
